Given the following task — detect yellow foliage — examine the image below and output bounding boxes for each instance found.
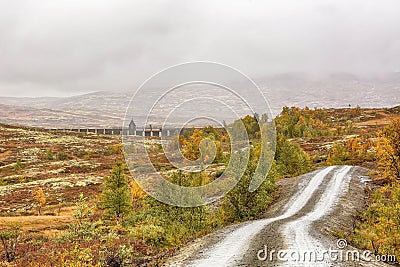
[376,119,400,182]
[131,180,146,199]
[351,183,400,263]
[350,119,400,264]
[182,129,203,161]
[31,188,46,215]
[130,180,147,209]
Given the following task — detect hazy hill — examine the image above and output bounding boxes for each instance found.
[0,74,398,128]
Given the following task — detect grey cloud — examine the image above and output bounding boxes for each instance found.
[0,0,399,97]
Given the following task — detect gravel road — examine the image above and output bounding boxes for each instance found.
[165,166,392,267]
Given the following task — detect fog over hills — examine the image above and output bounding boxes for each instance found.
[0,74,398,128]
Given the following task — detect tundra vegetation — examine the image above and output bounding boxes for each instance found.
[349,119,400,261]
[0,106,399,266]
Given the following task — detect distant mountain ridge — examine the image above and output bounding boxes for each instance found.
[0,74,398,128]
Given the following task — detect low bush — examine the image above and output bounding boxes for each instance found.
[57,151,68,161]
[129,224,166,246]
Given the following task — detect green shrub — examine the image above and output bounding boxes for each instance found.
[0,225,21,262]
[130,224,166,246]
[326,142,348,165]
[57,151,68,160]
[59,244,94,266]
[100,244,133,267]
[104,144,123,156]
[12,160,24,171]
[222,149,276,221]
[46,150,54,160]
[275,135,312,177]
[58,193,102,243]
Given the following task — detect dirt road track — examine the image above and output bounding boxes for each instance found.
[165,166,392,267]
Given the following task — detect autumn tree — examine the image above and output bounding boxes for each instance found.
[275,134,311,177]
[98,162,132,223]
[326,142,348,165]
[182,129,203,161]
[222,147,276,221]
[147,171,212,234]
[231,115,259,141]
[32,188,46,215]
[241,114,260,139]
[376,119,400,182]
[275,106,331,138]
[130,180,147,210]
[181,129,224,164]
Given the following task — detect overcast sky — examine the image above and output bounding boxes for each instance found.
[0,0,400,97]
